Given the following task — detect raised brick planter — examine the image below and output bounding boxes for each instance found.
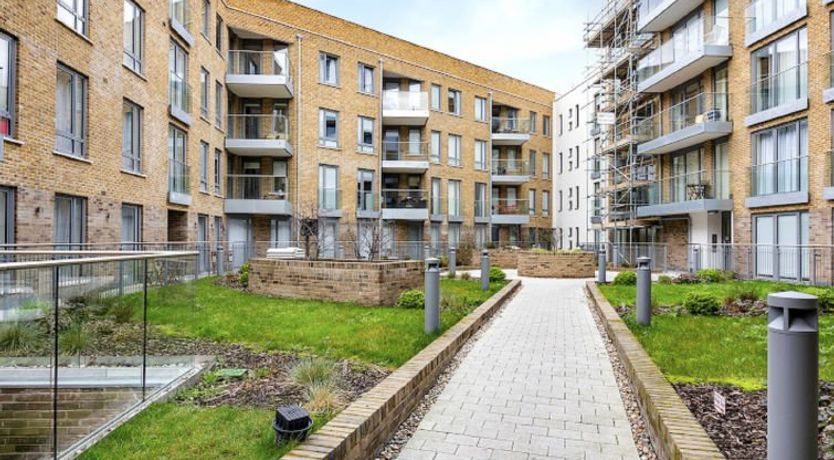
[489,249,519,269]
[585,282,725,460]
[249,259,423,306]
[517,251,595,278]
[283,280,522,460]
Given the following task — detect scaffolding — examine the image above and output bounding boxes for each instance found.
[584,0,660,263]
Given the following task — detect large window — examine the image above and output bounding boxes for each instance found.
[430,131,441,163]
[430,84,441,111]
[319,109,339,148]
[475,140,487,170]
[475,97,488,122]
[529,150,537,176]
[543,115,551,136]
[357,169,375,212]
[214,81,223,128]
[169,41,189,115]
[448,180,461,217]
[542,191,550,216]
[358,63,375,94]
[168,125,188,194]
[54,194,86,248]
[121,204,142,247]
[530,111,537,133]
[215,15,223,51]
[751,119,807,196]
[751,27,807,114]
[199,68,209,118]
[123,0,144,73]
[754,211,809,280]
[475,182,487,218]
[199,141,208,192]
[431,178,442,215]
[357,116,374,153]
[0,32,16,137]
[542,153,551,179]
[214,148,222,194]
[448,89,461,115]
[201,0,210,37]
[447,134,461,166]
[56,64,87,158]
[319,165,339,210]
[122,100,142,173]
[319,53,339,85]
[529,189,536,215]
[57,0,88,35]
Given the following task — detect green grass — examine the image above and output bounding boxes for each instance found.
[79,403,329,460]
[599,280,834,391]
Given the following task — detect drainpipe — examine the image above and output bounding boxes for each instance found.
[295,34,303,242]
[377,58,385,250]
[487,92,494,245]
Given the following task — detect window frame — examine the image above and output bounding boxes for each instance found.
[214,148,222,195]
[57,0,88,36]
[430,130,441,163]
[529,150,537,176]
[357,63,375,95]
[357,116,374,153]
[542,191,550,216]
[448,89,461,116]
[214,81,223,128]
[430,84,441,111]
[319,108,339,148]
[54,194,87,247]
[447,134,461,166]
[215,14,223,51]
[122,99,143,173]
[199,67,209,119]
[0,31,16,138]
[474,96,487,122]
[55,63,87,158]
[542,153,551,179]
[123,0,144,74]
[474,139,487,170]
[543,115,551,136]
[201,0,210,38]
[528,189,536,215]
[168,41,189,115]
[530,111,537,133]
[448,179,462,217]
[199,141,209,192]
[319,52,340,86]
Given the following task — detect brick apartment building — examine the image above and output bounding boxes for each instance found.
[583,0,834,277]
[0,0,554,259]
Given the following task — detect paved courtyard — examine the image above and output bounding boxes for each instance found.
[399,277,639,460]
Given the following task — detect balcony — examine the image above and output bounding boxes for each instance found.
[382,91,429,126]
[224,175,291,215]
[636,21,731,93]
[745,62,808,127]
[226,51,293,99]
[745,0,807,47]
[636,92,732,155]
[637,0,704,33]
[382,141,429,173]
[169,0,194,46]
[168,160,191,206]
[318,188,342,218]
[491,160,531,185]
[381,189,429,221]
[636,170,733,218]
[225,114,292,157]
[168,73,192,126]
[745,156,808,208]
[491,118,531,146]
[492,199,530,225]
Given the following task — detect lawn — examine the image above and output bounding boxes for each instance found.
[146,277,507,368]
[599,280,834,391]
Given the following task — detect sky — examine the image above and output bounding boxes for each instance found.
[291,0,604,95]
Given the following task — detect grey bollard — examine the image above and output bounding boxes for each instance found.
[424,258,440,334]
[636,257,652,326]
[424,244,430,260]
[216,245,225,276]
[597,247,607,283]
[449,247,456,277]
[767,291,818,460]
[692,246,701,272]
[480,250,490,291]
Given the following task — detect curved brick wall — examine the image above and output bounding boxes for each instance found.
[517,251,595,278]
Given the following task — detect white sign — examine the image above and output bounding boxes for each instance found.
[596,112,616,126]
[713,390,726,415]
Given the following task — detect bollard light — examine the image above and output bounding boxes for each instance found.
[449,247,457,278]
[597,246,606,284]
[636,256,651,326]
[424,258,440,334]
[480,250,490,291]
[767,291,818,460]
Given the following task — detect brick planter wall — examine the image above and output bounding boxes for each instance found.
[489,249,520,269]
[249,259,423,306]
[517,251,595,278]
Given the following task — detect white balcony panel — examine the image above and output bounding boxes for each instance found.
[638,0,703,33]
[638,45,732,93]
[491,175,531,185]
[636,199,733,218]
[225,139,292,157]
[637,121,733,155]
[381,160,429,174]
[381,109,430,126]
[491,133,530,146]
[168,191,191,206]
[226,74,294,99]
[224,199,292,215]
[492,214,530,225]
[381,208,429,221]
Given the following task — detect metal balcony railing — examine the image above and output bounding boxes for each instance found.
[226,175,289,200]
[492,199,529,215]
[492,159,530,176]
[635,92,729,142]
[749,155,808,197]
[169,72,191,114]
[382,141,429,161]
[318,188,341,211]
[643,170,731,206]
[226,114,290,142]
[636,18,729,85]
[746,0,806,36]
[749,62,808,114]
[491,118,531,135]
[356,191,378,212]
[227,50,292,81]
[382,189,428,209]
[382,91,429,111]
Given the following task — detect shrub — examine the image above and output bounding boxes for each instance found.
[657,275,673,285]
[107,301,135,324]
[460,272,471,281]
[290,357,337,387]
[397,289,424,309]
[818,290,834,313]
[0,321,42,352]
[238,262,250,288]
[59,324,88,355]
[683,292,721,316]
[488,267,506,283]
[674,272,702,284]
[441,294,471,316]
[439,256,449,268]
[696,268,729,283]
[304,382,344,414]
[446,271,457,280]
[612,271,636,286]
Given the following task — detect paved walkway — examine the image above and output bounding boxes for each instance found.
[399,277,639,460]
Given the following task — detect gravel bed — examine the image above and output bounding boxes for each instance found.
[585,290,658,460]
[374,288,518,460]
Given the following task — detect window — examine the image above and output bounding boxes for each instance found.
[122,100,142,173]
[568,187,573,210]
[430,131,441,163]
[214,81,223,128]
[123,0,144,73]
[529,151,537,176]
[543,115,551,136]
[575,145,580,168]
[568,108,573,131]
[448,89,461,115]
[754,211,809,280]
[199,141,208,192]
[430,84,441,111]
[475,183,487,218]
[121,204,142,247]
[542,153,550,179]
[168,125,188,194]
[201,0,210,37]
[214,148,222,194]
[567,148,573,171]
[199,68,209,118]
[542,191,550,216]
[55,64,87,158]
[273,160,288,198]
[530,111,537,133]
[357,116,374,153]
[357,169,375,212]
[751,27,807,114]
[475,140,487,170]
[319,53,339,85]
[575,104,579,127]
[447,134,461,166]
[528,189,536,215]
[448,223,461,248]
[215,15,223,51]
[358,63,375,94]
[1,32,16,137]
[475,97,488,122]
[448,180,461,217]
[431,178,442,215]
[169,41,189,116]
[318,165,339,210]
[57,0,88,35]
[751,119,808,196]
[558,152,563,174]
[54,195,86,248]
[558,190,563,211]
[319,109,339,147]
[558,114,563,135]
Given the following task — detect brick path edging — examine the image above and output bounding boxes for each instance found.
[585,281,725,460]
[283,280,522,460]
